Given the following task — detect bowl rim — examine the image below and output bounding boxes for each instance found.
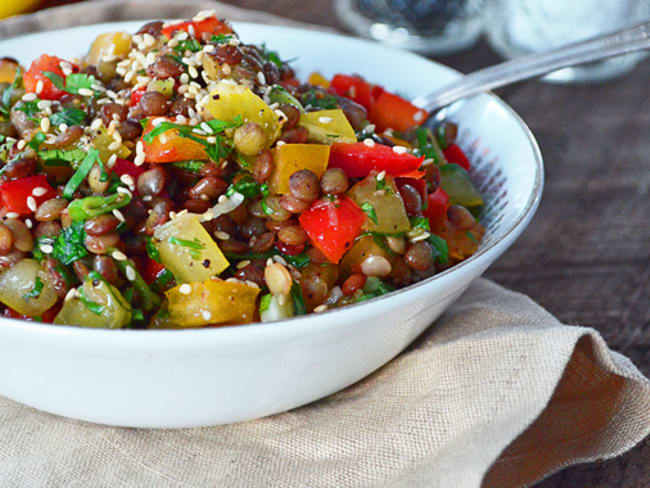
[0,21,544,340]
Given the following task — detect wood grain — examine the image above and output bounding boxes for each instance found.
[34,1,650,486]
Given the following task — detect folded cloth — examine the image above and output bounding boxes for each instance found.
[0,2,648,487]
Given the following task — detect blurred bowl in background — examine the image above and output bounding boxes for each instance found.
[0,0,41,19]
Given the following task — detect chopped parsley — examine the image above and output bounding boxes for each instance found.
[291,282,306,315]
[15,99,40,118]
[360,202,378,224]
[427,234,449,264]
[49,107,86,126]
[284,252,310,269]
[23,276,44,300]
[225,175,266,199]
[43,71,97,96]
[414,126,444,165]
[357,276,394,302]
[28,131,46,151]
[260,43,283,68]
[375,176,388,192]
[301,89,338,110]
[50,220,88,265]
[410,216,430,232]
[0,67,21,117]
[174,38,202,53]
[211,34,233,44]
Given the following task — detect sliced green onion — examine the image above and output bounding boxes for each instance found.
[109,248,161,311]
[63,148,100,199]
[67,191,131,221]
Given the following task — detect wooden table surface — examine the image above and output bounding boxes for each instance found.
[36,1,650,486]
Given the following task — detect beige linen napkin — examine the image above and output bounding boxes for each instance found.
[0,2,648,487]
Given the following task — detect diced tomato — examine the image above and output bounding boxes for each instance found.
[130,85,147,107]
[396,177,427,202]
[274,240,305,256]
[368,91,428,133]
[0,175,56,216]
[141,117,208,163]
[142,257,167,285]
[442,143,470,171]
[299,195,366,263]
[423,187,450,229]
[161,16,233,40]
[328,142,424,178]
[329,74,378,111]
[23,54,77,100]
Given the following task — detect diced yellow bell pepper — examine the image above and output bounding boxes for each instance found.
[268,143,330,195]
[202,81,281,147]
[299,109,356,144]
[348,173,410,234]
[308,71,330,88]
[91,123,131,162]
[0,259,57,316]
[86,32,132,66]
[165,279,260,327]
[153,213,229,283]
[54,275,131,329]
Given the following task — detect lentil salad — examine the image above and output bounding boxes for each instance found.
[0,11,485,328]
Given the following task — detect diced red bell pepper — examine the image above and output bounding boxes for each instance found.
[130,85,147,107]
[299,195,366,263]
[442,143,470,171]
[0,175,57,216]
[141,117,208,163]
[23,54,78,101]
[162,16,233,40]
[329,74,380,111]
[112,158,147,181]
[368,91,428,133]
[328,142,424,178]
[423,187,450,230]
[142,257,167,285]
[396,177,427,202]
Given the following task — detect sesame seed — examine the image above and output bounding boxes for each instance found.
[134,154,145,166]
[112,131,123,144]
[22,93,37,102]
[159,133,167,145]
[35,80,44,95]
[24,218,33,229]
[111,250,127,261]
[363,138,375,147]
[142,195,152,202]
[257,71,266,85]
[188,66,199,79]
[125,265,136,282]
[384,128,394,137]
[314,305,328,313]
[116,187,132,198]
[36,100,51,110]
[64,288,77,302]
[179,283,192,295]
[108,140,121,151]
[78,88,94,97]
[199,122,213,134]
[107,154,117,169]
[32,187,47,197]
[112,209,126,222]
[27,196,37,211]
[318,116,333,124]
[276,140,286,146]
[201,310,212,321]
[392,145,408,154]
[410,232,431,242]
[421,158,434,166]
[90,118,103,131]
[376,170,386,181]
[222,64,231,75]
[236,260,251,269]
[143,33,155,47]
[266,258,274,267]
[40,244,54,254]
[187,24,196,37]
[124,70,134,83]
[5,212,19,219]
[217,195,227,203]
[215,231,230,241]
[58,123,68,132]
[152,117,166,126]
[413,110,425,122]
[16,140,26,150]
[175,114,188,124]
[40,117,51,133]
[120,174,134,187]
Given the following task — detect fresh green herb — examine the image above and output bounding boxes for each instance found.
[50,220,87,265]
[414,126,445,165]
[435,124,449,149]
[67,192,132,221]
[427,233,449,264]
[465,231,479,244]
[168,54,187,67]
[43,71,97,96]
[259,293,272,313]
[108,248,161,310]
[78,286,104,315]
[290,282,306,315]
[28,131,46,151]
[122,287,134,303]
[145,236,162,263]
[174,38,202,53]
[301,89,338,110]
[171,160,206,173]
[225,174,264,198]
[152,268,174,292]
[260,43,283,68]
[410,216,430,232]
[63,148,100,199]
[139,117,149,130]
[268,85,304,112]
[360,202,378,224]
[260,199,274,216]
[131,309,145,323]
[0,68,21,117]
[284,253,310,269]
[15,99,40,118]
[357,276,394,302]
[211,34,233,44]
[37,147,86,163]
[375,177,388,191]
[49,107,86,126]
[23,276,44,300]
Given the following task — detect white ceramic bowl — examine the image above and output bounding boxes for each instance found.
[0,22,543,427]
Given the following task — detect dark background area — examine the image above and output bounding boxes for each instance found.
[33,1,650,486]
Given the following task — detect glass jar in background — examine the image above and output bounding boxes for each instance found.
[335,0,485,54]
[484,0,650,83]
